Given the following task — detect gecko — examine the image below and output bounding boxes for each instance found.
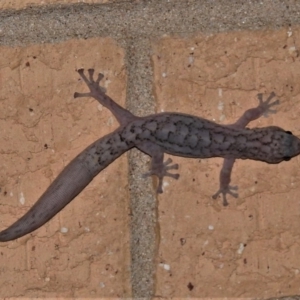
[0,68,299,242]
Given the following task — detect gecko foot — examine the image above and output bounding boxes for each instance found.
[143,158,180,194]
[257,92,280,117]
[74,69,106,99]
[212,185,238,206]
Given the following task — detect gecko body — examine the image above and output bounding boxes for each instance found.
[0,68,299,242]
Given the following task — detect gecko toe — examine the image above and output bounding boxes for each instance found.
[257,93,264,105]
[163,158,173,166]
[74,92,91,98]
[165,163,179,171]
[96,73,105,85]
[88,68,94,74]
[166,172,180,180]
[266,91,276,103]
[157,186,163,194]
[222,196,229,206]
[78,68,84,75]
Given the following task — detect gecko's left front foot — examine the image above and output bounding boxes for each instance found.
[143,158,180,193]
[211,158,238,206]
[212,185,238,206]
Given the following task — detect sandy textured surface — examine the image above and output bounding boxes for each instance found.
[1,1,300,299]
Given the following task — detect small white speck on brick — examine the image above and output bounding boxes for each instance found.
[19,192,25,205]
[208,225,214,230]
[217,101,224,111]
[84,227,90,232]
[104,79,110,89]
[162,181,169,190]
[162,72,167,78]
[97,104,103,111]
[237,243,245,254]
[60,227,68,233]
[289,46,297,55]
[219,114,226,122]
[218,88,223,97]
[99,282,105,288]
[159,263,170,271]
[107,116,114,126]
[45,277,50,282]
[188,56,194,65]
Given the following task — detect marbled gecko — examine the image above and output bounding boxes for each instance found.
[0,68,299,242]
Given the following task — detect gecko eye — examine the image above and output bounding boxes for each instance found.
[283,156,291,161]
[285,131,293,135]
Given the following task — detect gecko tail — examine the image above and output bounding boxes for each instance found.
[0,159,94,242]
[0,129,132,242]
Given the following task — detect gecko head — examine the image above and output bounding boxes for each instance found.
[269,129,300,163]
[289,131,300,158]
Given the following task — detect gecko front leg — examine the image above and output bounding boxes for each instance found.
[213,92,280,206]
[212,158,238,206]
[74,68,136,126]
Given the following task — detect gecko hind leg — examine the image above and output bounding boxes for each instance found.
[137,142,179,193]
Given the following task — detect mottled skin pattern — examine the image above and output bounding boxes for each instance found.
[1,69,300,242]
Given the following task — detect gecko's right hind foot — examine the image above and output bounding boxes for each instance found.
[74,68,106,99]
[143,158,180,194]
